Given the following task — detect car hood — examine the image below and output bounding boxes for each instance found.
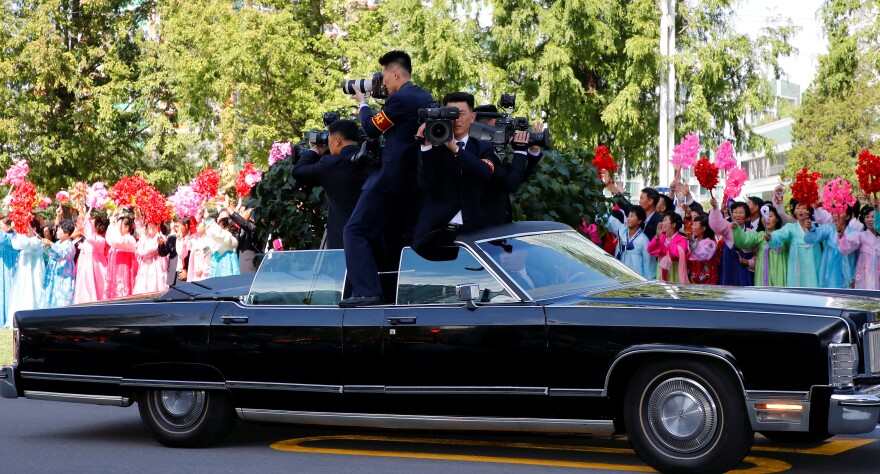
[571,281,880,320]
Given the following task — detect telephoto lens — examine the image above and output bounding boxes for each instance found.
[340,73,387,99]
[341,78,373,95]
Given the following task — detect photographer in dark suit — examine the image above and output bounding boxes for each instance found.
[480,122,545,227]
[412,92,497,251]
[341,50,434,307]
[292,120,366,250]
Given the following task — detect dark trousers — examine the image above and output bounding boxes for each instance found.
[344,190,396,297]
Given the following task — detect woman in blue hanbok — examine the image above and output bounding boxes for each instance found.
[0,218,20,327]
[804,213,848,289]
[206,216,240,278]
[40,220,77,309]
[605,207,656,279]
[10,226,46,319]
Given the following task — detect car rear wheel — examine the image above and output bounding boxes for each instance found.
[624,359,753,473]
[759,430,833,444]
[138,389,236,448]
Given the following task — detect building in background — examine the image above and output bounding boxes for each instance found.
[611,79,801,204]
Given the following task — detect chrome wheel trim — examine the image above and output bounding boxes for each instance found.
[647,377,717,454]
[154,390,206,429]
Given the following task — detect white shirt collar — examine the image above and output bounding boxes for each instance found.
[455,134,470,148]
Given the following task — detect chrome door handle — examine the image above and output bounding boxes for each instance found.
[220,315,249,325]
[386,317,417,325]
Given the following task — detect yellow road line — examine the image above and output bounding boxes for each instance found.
[753,437,876,456]
[271,435,792,473]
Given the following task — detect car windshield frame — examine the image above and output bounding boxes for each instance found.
[475,230,645,299]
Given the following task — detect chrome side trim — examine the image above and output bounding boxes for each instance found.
[21,372,121,384]
[120,379,227,390]
[603,348,745,397]
[226,381,342,393]
[237,409,615,435]
[548,388,604,397]
[550,304,854,343]
[745,391,810,401]
[342,385,384,394]
[383,386,547,396]
[24,391,133,407]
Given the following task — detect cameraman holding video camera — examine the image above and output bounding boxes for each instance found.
[292,120,367,250]
[340,50,433,308]
[411,92,498,251]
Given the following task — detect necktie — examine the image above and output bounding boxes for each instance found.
[456,141,465,151]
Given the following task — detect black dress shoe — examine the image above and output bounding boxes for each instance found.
[338,296,384,308]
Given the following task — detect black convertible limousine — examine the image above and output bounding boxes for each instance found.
[2,221,879,473]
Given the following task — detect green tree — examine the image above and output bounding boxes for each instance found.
[0,0,195,193]
[783,0,880,187]
[488,0,795,181]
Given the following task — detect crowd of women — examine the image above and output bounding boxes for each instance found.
[602,176,880,291]
[0,203,257,327]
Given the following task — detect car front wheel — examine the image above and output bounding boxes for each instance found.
[138,389,236,448]
[624,359,753,473]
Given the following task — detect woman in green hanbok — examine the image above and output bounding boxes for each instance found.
[733,204,788,287]
[767,201,821,288]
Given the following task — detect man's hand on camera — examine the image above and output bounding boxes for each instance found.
[444,137,460,154]
[310,144,328,155]
[512,131,529,152]
[529,121,544,154]
[353,89,365,105]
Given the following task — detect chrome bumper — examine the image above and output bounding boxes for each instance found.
[0,366,17,399]
[828,385,880,435]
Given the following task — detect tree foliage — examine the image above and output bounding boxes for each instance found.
[1,0,796,245]
[783,0,880,187]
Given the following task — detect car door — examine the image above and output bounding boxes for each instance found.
[382,246,548,416]
[209,250,347,410]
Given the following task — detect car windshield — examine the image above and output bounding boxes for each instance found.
[477,231,644,298]
[246,250,346,305]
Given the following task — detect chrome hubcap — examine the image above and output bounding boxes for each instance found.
[161,390,198,417]
[647,377,717,453]
[153,390,206,429]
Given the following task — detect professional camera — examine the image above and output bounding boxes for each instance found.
[306,129,329,147]
[469,118,551,151]
[322,112,340,127]
[499,93,516,109]
[418,106,460,146]
[351,137,381,169]
[340,72,388,99]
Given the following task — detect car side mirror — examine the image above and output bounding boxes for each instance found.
[456,283,480,311]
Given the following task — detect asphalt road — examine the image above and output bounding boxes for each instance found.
[1,397,878,473]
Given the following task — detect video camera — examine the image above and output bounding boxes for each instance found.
[340,72,388,100]
[418,106,460,146]
[305,112,342,147]
[470,94,551,151]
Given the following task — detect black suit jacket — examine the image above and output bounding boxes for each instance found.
[359,82,434,195]
[292,145,366,249]
[481,150,542,227]
[157,234,178,287]
[412,138,497,250]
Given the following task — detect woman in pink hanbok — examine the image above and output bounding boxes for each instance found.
[133,220,170,295]
[73,211,109,304]
[838,205,880,290]
[105,210,138,299]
